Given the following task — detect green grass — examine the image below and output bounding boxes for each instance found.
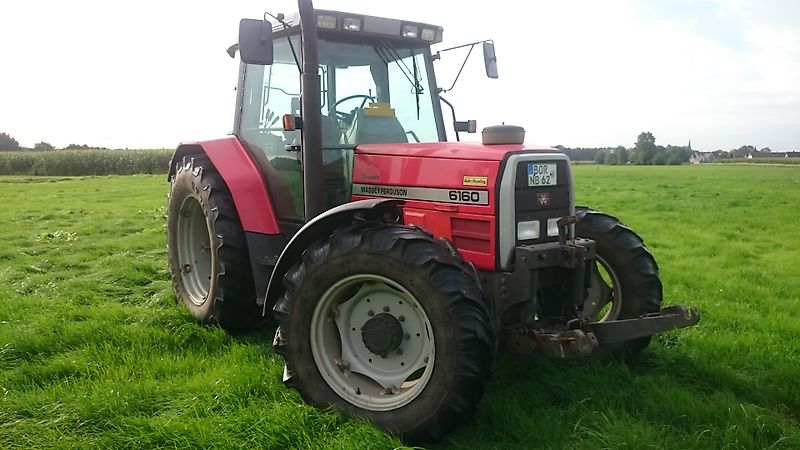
[1,165,799,449]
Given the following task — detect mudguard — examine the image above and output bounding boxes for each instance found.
[168,137,280,235]
[262,198,403,316]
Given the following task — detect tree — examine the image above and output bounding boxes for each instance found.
[0,132,20,151]
[34,142,55,151]
[594,151,607,164]
[665,145,691,165]
[612,146,629,165]
[631,132,657,164]
[732,145,756,158]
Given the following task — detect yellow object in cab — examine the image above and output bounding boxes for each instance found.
[363,102,396,117]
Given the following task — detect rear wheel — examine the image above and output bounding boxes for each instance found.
[576,207,662,360]
[167,155,261,332]
[273,223,496,443]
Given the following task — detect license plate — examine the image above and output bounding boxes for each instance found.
[527,163,557,187]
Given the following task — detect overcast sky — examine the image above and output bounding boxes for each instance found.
[1,0,798,151]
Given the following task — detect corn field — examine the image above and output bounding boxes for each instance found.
[0,149,173,176]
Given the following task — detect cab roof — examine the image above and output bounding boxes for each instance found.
[274,9,444,44]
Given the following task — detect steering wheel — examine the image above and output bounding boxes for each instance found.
[327,94,376,128]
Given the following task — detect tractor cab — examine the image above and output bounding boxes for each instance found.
[235,10,458,221]
[231,10,493,221]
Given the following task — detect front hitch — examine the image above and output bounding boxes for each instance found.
[587,304,700,344]
[503,305,700,358]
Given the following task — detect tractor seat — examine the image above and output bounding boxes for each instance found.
[344,103,408,145]
[322,114,343,149]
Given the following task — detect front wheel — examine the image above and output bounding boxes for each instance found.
[273,223,496,443]
[576,207,663,360]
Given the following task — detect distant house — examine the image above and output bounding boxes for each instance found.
[689,152,714,164]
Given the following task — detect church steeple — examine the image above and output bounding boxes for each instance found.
[688,139,692,151]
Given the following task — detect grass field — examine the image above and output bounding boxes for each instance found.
[1,165,798,449]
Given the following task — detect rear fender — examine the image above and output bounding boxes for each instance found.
[168,137,280,234]
[263,199,403,316]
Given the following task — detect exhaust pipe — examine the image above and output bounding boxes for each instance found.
[298,0,324,221]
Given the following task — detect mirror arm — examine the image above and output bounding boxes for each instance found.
[440,43,476,93]
[437,39,492,54]
[439,95,461,142]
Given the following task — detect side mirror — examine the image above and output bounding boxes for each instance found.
[483,41,498,79]
[238,18,274,65]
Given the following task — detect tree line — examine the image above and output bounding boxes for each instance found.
[556,132,691,165]
[556,132,778,165]
[0,132,110,151]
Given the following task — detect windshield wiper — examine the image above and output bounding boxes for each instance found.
[412,54,420,120]
[374,40,424,119]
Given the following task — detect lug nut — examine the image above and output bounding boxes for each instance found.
[396,348,403,355]
[383,306,390,312]
[404,333,410,340]
[367,310,374,317]
[398,315,405,322]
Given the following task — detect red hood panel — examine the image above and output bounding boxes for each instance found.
[355,142,558,161]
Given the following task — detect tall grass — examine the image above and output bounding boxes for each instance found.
[0,149,172,176]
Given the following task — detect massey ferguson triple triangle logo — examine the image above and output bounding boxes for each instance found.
[536,192,551,206]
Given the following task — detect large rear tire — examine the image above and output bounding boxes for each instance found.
[167,155,261,332]
[576,207,662,360]
[273,223,496,443]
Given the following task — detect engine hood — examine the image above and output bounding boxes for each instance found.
[355,142,559,161]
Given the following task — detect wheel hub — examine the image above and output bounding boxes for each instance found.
[361,313,403,355]
[311,275,436,411]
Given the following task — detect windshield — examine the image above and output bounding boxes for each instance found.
[320,38,441,145]
[239,35,441,221]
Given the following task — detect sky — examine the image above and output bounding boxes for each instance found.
[1,0,798,151]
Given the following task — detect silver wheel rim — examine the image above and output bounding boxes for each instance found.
[583,255,623,321]
[310,274,435,411]
[176,195,212,306]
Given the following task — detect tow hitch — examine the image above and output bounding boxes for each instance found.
[588,304,700,344]
[504,305,700,358]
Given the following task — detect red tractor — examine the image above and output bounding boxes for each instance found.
[167,0,699,442]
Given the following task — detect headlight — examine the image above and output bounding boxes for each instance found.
[343,17,362,32]
[421,28,436,41]
[317,15,337,30]
[401,25,419,39]
[517,220,540,240]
